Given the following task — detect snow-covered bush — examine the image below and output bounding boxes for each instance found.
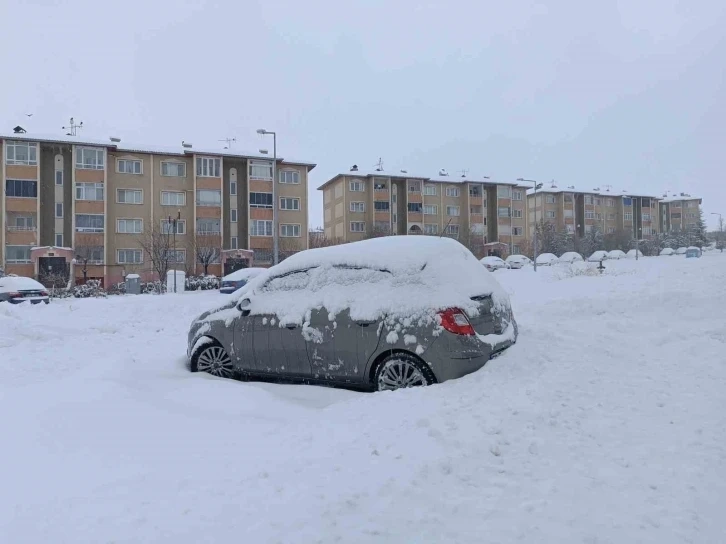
[72,280,107,298]
[185,275,220,291]
[141,281,166,294]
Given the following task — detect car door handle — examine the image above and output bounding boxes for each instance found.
[286,324,298,329]
[356,321,376,327]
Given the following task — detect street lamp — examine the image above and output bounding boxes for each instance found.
[168,210,181,292]
[712,213,723,252]
[517,178,543,271]
[257,128,278,265]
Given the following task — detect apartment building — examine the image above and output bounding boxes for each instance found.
[319,168,527,256]
[658,192,703,234]
[1,133,314,285]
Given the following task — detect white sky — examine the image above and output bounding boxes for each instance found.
[2,0,724,228]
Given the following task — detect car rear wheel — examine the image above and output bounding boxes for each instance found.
[374,353,436,392]
[191,341,234,379]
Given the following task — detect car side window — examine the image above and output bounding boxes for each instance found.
[260,270,311,293]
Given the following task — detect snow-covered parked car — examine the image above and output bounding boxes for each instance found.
[535,253,558,266]
[0,276,50,305]
[505,254,532,269]
[660,248,675,256]
[587,250,609,262]
[626,249,643,258]
[219,267,266,294]
[188,236,518,392]
[607,250,626,259]
[676,247,688,255]
[558,252,584,264]
[480,256,508,272]
[686,247,702,258]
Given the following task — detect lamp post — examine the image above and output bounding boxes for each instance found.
[168,210,180,292]
[712,213,723,252]
[257,128,278,265]
[517,178,543,271]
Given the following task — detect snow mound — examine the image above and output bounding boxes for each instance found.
[222,267,267,282]
[0,276,46,293]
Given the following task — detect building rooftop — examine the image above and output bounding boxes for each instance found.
[659,192,702,203]
[318,169,517,190]
[525,184,659,199]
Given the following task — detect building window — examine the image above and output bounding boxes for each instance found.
[545,195,556,204]
[117,249,143,264]
[585,211,595,219]
[250,192,273,208]
[249,161,273,180]
[161,161,186,177]
[197,218,221,234]
[446,187,460,197]
[623,197,632,206]
[280,197,300,211]
[374,182,388,192]
[5,245,32,263]
[55,233,63,247]
[564,194,573,203]
[349,201,365,213]
[595,213,602,220]
[117,189,143,204]
[5,179,37,198]
[643,213,651,221]
[423,185,437,196]
[513,227,524,236]
[116,218,143,234]
[408,203,423,213]
[117,159,142,174]
[230,209,238,223]
[279,170,300,184]
[350,221,365,233]
[55,171,63,186]
[424,224,438,234]
[624,212,633,221]
[513,245,521,254]
[196,157,221,177]
[162,249,186,263]
[251,219,273,236]
[512,190,523,201]
[671,213,682,219]
[280,224,301,237]
[349,181,365,192]
[161,191,186,206]
[161,219,185,235]
[196,189,221,206]
[594,198,601,206]
[642,226,652,235]
[584,195,594,205]
[641,198,651,208]
[671,201,681,208]
[230,181,237,196]
[76,183,104,201]
[469,186,482,197]
[470,205,483,214]
[446,206,460,216]
[498,207,511,218]
[512,209,523,218]
[545,211,556,219]
[374,201,390,211]
[9,215,35,230]
[75,214,104,232]
[55,203,63,218]
[445,224,459,236]
[408,181,421,193]
[497,186,512,198]
[76,147,104,170]
[5,141,37,165]
[608,213,616,220]
[606,199,615,207]
[231,236,238,249]
[424,205,438,215]
[607,227,616,234]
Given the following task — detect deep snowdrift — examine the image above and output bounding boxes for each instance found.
[1,254,725,543]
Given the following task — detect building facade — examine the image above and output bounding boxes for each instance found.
[319,169,528,256]
[658,193,703,234]
[1,134,314,285]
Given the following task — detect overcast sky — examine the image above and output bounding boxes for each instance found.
[2,0,724,228]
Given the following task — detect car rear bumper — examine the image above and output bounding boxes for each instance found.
[9,296,50,304]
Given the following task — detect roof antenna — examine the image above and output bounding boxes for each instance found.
[550,179,557,188]
[62,117,83,136]
[374,158,384,171]
[459,168,469,178]
[218,137,236,150]
[604,184,613,192]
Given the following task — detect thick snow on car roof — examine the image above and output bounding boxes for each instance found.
[241,236,509,326]
[222,267,266,282]
[0,276,45,293]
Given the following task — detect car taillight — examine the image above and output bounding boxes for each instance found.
[438,308,475,336]
[8,292,21,298]
[41,291,48,296]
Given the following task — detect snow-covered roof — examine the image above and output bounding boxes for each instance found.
[30,246,73,252]
[525,185,659,198]
[319,170,516,190]
[0,276,45,293]
[659,193,702,203]
[0,132,113,148]
[222,267,267,282]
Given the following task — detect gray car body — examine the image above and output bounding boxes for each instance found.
[188,268,518,389]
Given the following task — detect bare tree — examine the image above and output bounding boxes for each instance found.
[74,234,103,284]
[137,223,174,284]
[308,228,341,249]
[189,234,221,276]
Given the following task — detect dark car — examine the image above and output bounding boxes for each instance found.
[219,267,266,294]
[0,276,50,304]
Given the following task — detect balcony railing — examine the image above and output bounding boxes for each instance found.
[6,226,37,231]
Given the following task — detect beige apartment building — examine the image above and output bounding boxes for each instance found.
[1,132,314,285]
[319,168,528,256]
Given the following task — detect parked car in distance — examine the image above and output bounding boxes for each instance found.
[0,276,50,304]
[660,248,675,256]
[587,250,609,262]
[676,247,688,255]
[535,253,559,266]
[505,254,532,269]
[558,252,584,264]
[480,256,508,271]
[188,236,518,392]
[219,267,266,294]
[607,250,626,260]
[626,249,643,258]
[685,247,702,258]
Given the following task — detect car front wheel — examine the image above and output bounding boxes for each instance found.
[374,353,436,392]
[191,341,235,379]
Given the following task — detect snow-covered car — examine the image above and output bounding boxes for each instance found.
[676,247,688,255]
[660,248,675,256]
[607,250,626,260]
[587,250,609,262]
[188,236,518,392]
[535,253,558,266]
[0,276,50,304]
[686,247,702,258]
[558,252,584,264]
[626,249,643,259]
[219,267,266,294]
[480,256,508,271]
[505,254,532,269]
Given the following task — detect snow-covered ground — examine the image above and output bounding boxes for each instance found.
[1,254,725,543]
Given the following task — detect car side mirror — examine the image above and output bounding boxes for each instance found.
[237,298,251,316]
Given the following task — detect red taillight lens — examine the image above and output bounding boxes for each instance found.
[438,308,475,336]
[9,292,21,298]
[40,291,49,296]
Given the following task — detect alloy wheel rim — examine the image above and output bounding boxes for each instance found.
[196,346,233,378]
[378,360,427,391]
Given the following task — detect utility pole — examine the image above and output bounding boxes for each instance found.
[257,129,278,264]
[712,213,723,251]
[518,178,543,271]
[169,210,181,292]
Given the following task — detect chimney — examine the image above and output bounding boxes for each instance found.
[350,164,358,172]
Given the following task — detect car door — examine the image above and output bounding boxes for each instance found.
[231,310,256,372]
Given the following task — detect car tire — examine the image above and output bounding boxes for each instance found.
[190,339,235,379]
[373,352,436,392]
